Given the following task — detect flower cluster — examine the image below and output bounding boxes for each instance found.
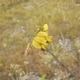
[32,24,52,50]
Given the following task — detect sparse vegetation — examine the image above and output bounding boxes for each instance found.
[0,0,80,80]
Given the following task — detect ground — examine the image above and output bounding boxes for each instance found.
[0,0,80,80]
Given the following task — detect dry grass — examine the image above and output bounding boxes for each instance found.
[0,0,80,79]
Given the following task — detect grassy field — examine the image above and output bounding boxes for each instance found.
[0,0,80,80]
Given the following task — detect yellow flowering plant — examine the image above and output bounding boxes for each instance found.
[31,24,77,78]
[32,24,52,50]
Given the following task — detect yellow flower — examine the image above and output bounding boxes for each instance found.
[32,37,47,49]
[37,31,52,43]
[45,36,52,42]
[36,31,48,37]
[32,24,52,50]
[42,24,48,31]
[32,40,41,49]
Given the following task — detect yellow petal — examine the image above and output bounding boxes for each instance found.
[43,24,48,31]
[41,45,47,50]
[32,37,48,49]
[32,40,41,49]
[36,31,48,37]
[34,37,47,45]
[46,36,52,42]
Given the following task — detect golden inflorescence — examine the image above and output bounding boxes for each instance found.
[32,24,52,50]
